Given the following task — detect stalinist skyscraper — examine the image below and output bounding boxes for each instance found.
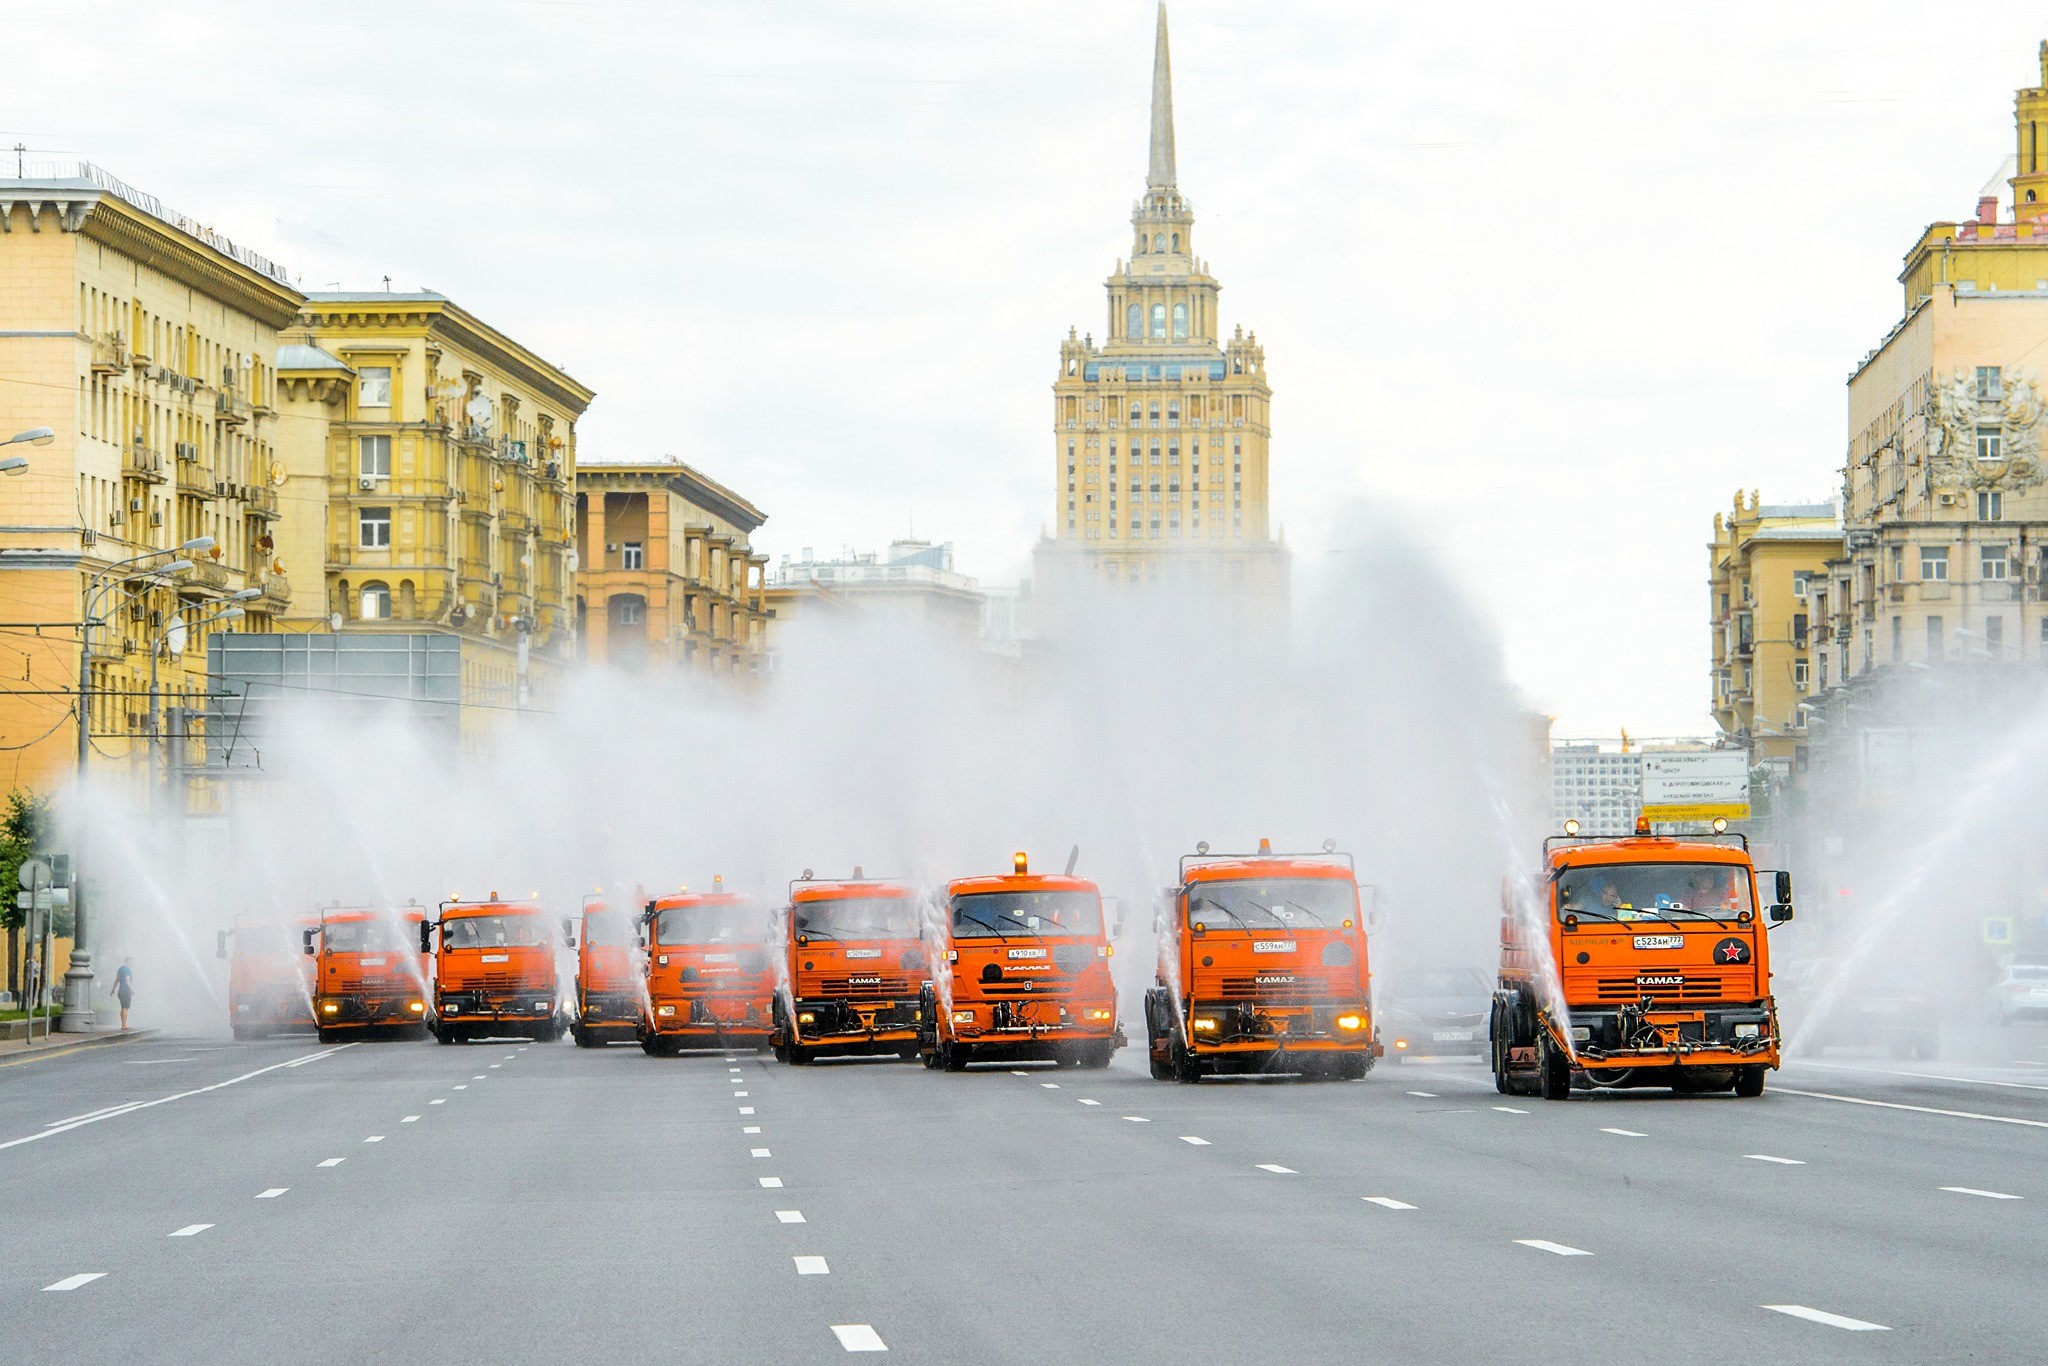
[1034,4,1288,623]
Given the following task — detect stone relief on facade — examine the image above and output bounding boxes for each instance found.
[1926,366,2046,492]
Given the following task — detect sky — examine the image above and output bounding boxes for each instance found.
[8,0,2048,736]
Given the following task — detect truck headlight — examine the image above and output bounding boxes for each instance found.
[1084,1008,1113,1022]
[1336,1014,1363,1031]
[1571,1026,1591,1042]
[797,1012,815,1025]
[951,1010,974,1023]
[408,1001,425,1013]
[443,1003,460,1014]
[657,1005,677,1017]
[1733,1023,1759,1038]
[534,1001,551,1012]
[321,1002,340,1015]
[1192,1017,1220,1033]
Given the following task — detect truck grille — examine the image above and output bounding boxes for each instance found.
[1591,974,1735,1002]
[1212,972,1350,1004]
[814,974,915,996]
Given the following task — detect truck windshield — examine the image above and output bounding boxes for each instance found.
[443,914,549,949]
[655,905,767,946]
[1188,878,1356,931]
[582,912,632,947]
[793,895,916,941]
[1555,863,1754,923]
[323,919,412,953]
[952,891,1101,939]
[235,926,291,957]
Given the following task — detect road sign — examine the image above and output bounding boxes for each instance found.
[1983,916,2015,946]
[17,857,50,891]
[1641,752,1750,822]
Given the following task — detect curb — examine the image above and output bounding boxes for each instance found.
[0,1028,159,1067]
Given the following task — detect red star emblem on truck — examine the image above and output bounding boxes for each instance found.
[1714,937,1751,965]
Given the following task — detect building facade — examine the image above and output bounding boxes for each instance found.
[1708,494,1842,766]
[576,461,769,676]
[273,293,593,717]
[0,162,302,795]
[1032,6,1288,617]
[762,540,985,656]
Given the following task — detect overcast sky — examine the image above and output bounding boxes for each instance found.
[9,1,2048,735]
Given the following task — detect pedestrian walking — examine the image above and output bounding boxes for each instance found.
[111,957,135,1030]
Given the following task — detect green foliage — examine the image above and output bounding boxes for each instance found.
[1,789,54,934]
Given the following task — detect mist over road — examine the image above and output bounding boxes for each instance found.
[4,1032,2042,1363]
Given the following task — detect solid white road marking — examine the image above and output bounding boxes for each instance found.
[1763,1304,1889,1331]
[168,1224,213,1237]
[1180,1136,1211,1145]
[1940,1186,2023,1200]
[42,1273,105,1291]
[317,1158,344,1168]
[744,1126,762,1134]
[759,1177,784,1188]
[831,1324,888,1352]
[1405,1091,1438,1098]
[402,1116,419,1123]
[1775,1086,2048,1130]
[1256,1164,1296,1174]
[776,1210,806,1223]
[1,1046,356,1152]
[1600,1128,1646,1138]
[1121,1116,1149,1123]
[255,1188,287,1199]
[1493,1106,1529,1114]
[44,1103,144,1127]
[740,1107,755,1115]
[1363,1197,1416,1210]
[794,1256,830,1275]
[1746,1155,1805,1165]
[1791,1059,2048,1094]
[363,1135,384,1143]
[1516,1239,1592,1256]
[752,1148,772,1157]
[1078,1099,1100,1106]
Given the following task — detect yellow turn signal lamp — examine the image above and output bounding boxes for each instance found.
[1014,851,1029,875]
[1563,819,1580,837]
[1336,1013,1364,1031]
[713,874,724,888]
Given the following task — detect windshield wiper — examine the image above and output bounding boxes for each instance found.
[953,912,1013,939]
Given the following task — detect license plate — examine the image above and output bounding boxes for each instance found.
[845,949,882,959]
[481,954,509,964]
[1633,935,1684,950]
[1432,1029,1473,1042]
[703,953,736,963]
[1252,941,1297,954]
[1007,948,1047,960]
[360,957,386,967]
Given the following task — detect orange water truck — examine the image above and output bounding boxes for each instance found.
[1144,839,1379,1082]
[1492,815,1791,1099]
[423,892,564,1044]
[639,878,776,1056]
[771,868,929,1064]
[564,893,642,1048]
[304,903,432,1041]
[918,850,1124,1070]
[217,911,319,1040]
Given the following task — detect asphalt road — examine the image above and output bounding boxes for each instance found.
[3,1023,2044,1364]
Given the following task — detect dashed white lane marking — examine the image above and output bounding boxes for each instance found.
[831,1324,888,1352]
[317,1158,344,1168]
[1040,1082,1061,1089]
[735,1091,750,1097]
[1516,1239,1592,1256]
[1121,1116,1149,1123]
[729,1068,742,1073]
[363,1135,385,1143]
[1493,1106,1529,1115]
[1078,1099,1101,1106]
[1746,1155,1805,1165]
[472,1075,486,1080]
[744,1126,762,1134]
[739,1107,756,1115]
[1600,1128,1646,1138]
[453,1085,467,1091]
[1764,1304,1890,1331]
[1256,1164,1296,1174]
[1405,1091,1438,1098]
[1010,1070,1030,1076]
[794,1256,830,1275]
[488,1064,501,1069]
[1180,1136,1211,1145]
[402,1116,420,1124]
[168,1223,213,1237]
[752,1148,772,1158]
[1940,1186,2022,1200]
[759,1177,784,1188]
[1,1046,356,1152]
[430,1099,445,1105]
[255,1188,287,1199]
[42,1273,105,1291]
[1363,1197,1417,1210]
[776,1210,806,1224]
[1774,1086,2048,1130]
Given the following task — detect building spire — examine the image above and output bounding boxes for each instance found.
[1147,4,1176,193]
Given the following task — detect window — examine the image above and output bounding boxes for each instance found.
[1976,366,2003,400]
[1891,615,1902,661]
[358,435,391,481]
[359,581,390,620]
[358,507,391,549]
[1173,302,1188,339]
[1794,659,1809,690]
[1150,303,1166,339]
[1126,304,1140,338]
[1977,425,2003,461]
[623,541,644,570]
[1167,402,1180,425]
[358,366,392,408]
[1792,571,1812,597]
[1982,544,2009,580]
[1171,232,1180,252]
[1926,615,1944,659]
[1792,613,1809,647]
[1153,233,1165,252]
[1148,403,1159,425]
[1889,546,1904,581]
[1979,489,2003,520]
[617,597,644,626]
[1987,615,2005,651]
[1920,546,1949,581]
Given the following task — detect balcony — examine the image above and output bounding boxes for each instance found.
[178,560,231,596]
[175,460,217,498]
[1919,581,1950,602]
[257,572,291,612]
[91,332,128,375]
[244,486,280,520]
[1983,581,2017,602]
[123,443,167,484]
[214,389,250,427]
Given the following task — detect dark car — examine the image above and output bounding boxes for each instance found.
[1381,966,1492,1061]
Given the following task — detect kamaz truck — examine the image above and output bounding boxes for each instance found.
[771,870,928,1064]
[565,896,641,1048]
[1491,817,1792,1100]
[640,882,775,1056]
[424,894,564,1044]
[218,913,318,1040]
[305,904,431,1041]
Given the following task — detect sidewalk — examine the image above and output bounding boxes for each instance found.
[0,1026,158,1065]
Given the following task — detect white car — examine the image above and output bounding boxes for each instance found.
[1994,962,2048,1025]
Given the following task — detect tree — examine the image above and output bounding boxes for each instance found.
[1,789,53,1000]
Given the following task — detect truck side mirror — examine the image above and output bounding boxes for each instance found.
[559,918,577,948]
[1108,897,1126,939]
[216,930,229,960]
[302,928,318,956]
[1769,903,1794,924]
[418,922,434,954]
[1774,871,1793,906]
[1360,885,1380,929]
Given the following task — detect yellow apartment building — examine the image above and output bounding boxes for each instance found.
[0,162,302,796]
[1708,494,1842,766]
[271,293,594,721]
[1032,5,1288,622]
[576,460,769,675]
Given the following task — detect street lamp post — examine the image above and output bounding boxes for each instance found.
[148,593,256,809]
[59,535,215,1032]
[0,425,55,477]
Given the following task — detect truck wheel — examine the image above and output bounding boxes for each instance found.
[943,1039,969,1072]
[573,1026,599,1049]
[1080,1043,1115,1070]
[1539,1033,1572,1101]
[786,1042,812,1066]
[1339,1052,1370,1081]
[317,1026,339,1044]
[1172,1034,1202,1084]
[1734,1065,1766,1098]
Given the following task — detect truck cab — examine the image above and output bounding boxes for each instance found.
[424,895,563,1044]
[640,882,774,1056]
[217,913,318,1040]
[1144,840,1378,1082]
[1491,819,1792,1100]
[564,897,641,1048]
[917,852,1123,1070]
[305,905,431,1041]
[772,871,928,1064]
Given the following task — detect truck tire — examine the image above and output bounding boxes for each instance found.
[787,1042,813,1065]
[1734,1065,1766,1098]
[573,1026,600,1049]
[434,1024,455,1045]
[1338,1051,1370,1081]
[1172,1034,1202,1084]
[317,1026,339,1044]
[1080,1043,1115,1070]
[1539,1032,1572,1101]
[940,1038,968,1072]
